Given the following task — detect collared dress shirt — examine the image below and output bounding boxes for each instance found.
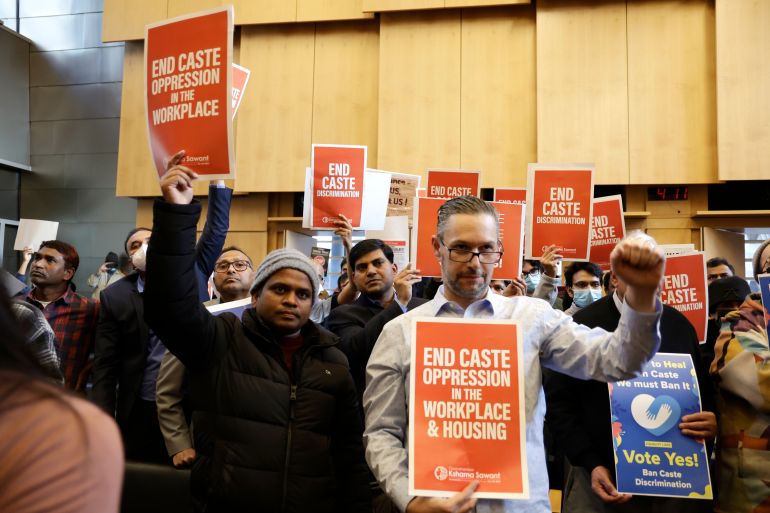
[363,286,661,513]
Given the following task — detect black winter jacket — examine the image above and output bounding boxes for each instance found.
[144,199,371,513]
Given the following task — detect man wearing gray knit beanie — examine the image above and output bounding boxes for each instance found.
[143,165,371,513]
[247,248,321,334]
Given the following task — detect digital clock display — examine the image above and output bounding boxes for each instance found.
[647,186,688,201]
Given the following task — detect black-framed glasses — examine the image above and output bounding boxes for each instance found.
[440,240,503,264]
[522,268,541,278]
[214,260,252,273]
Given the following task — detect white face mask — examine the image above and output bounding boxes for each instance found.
[131,243,148,272]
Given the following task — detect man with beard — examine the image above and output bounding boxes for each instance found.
[364,196,665,513]
[91,150,232,463]
[24,240,98,390]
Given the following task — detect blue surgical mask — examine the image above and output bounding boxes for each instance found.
[524,273,540,293]
[573,288,602,308]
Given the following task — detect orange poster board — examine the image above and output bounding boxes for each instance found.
[590,195,626,270]
[311,144,367,229]
[409,318,528,499]
[490,201,525,280]
[660,252,708,344]
[231,63,250,118]
[494,188,527,206]
[525,164,594,261]
[427,170,480,199]
[145,7,234,179]
[411,197,445,278]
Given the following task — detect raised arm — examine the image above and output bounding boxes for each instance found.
[540,236,665,381]
[193,181,232,300]
[144,165,228,370]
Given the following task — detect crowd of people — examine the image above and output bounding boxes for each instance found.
[1,156,768,513]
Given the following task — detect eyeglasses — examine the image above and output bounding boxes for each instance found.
[440,240,503,264]
[522,269,541,278]
[214,260,252,273]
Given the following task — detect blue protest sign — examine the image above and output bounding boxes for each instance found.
[608,352,712,499]
[758,274,770,329]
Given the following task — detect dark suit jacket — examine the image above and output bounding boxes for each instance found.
[544,294,716,473]
[326,293,427,403]
[91,185,232,425]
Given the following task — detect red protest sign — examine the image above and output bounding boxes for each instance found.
[494,188,527,206]
[590,195,626,270]
[231,63,250,118]
[412,197,444,278]
[427,170,480,199]
[409,318,528,499]
[661,252,708,343]
[145,7,234,180]
[525,164,594,261]
[311,144,367,229]
[490,201,525,280]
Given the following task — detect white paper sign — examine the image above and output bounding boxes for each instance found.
[14,219,59,251]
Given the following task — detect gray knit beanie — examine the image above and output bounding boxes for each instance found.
[752,238,770,281]
[249,248,319,303]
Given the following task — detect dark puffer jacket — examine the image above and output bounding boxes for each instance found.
[144,199,371,513]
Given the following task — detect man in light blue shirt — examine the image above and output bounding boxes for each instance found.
[363,196,665,513]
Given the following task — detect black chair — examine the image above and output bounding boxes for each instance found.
[121,461,192,513]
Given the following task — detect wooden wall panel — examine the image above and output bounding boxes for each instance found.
[222,231,268,264]
[363,0,443,12]
[235,25,315,192]
[311,21,379,166]
[297,0,375,21]
[136,195,269,264]
[167,0,297,24]
[461,6,535,187]
[447,0,530,7]
[136,195,268,231]
[536,0,629,184]
[102,0,167,42]
[716,0,770,180]
[116,42,158,197]
[377,11,462,178]
[627,0,717,184]
[363,0,529,10]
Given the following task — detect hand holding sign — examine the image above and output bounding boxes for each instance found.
[503,278,527,297]
[541,245,563,278]
[161,153,198,205]
[21,246,33,264]
[405,480,479,513]
[678,411,717,440]
[611,234,665,313]
[394,263,422,305]
[332,214,354,254]
[590,466,631,504]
